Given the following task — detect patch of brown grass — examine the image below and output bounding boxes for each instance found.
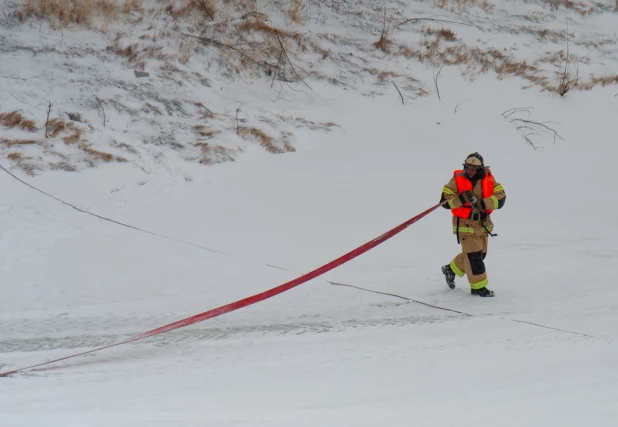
[197,142,235,164]
[166,0,216,20]
[47,118,76,138]
[433,0,493,12]
[287,0,305,24]
[237,19,293,38]
[377,71,401,84]
[49,161,77,171]
[0,111,38,132]
[19,0,143,27]
[7,152,22,161]
[578,75,618,91]
[0,138,39,147]
[63,130,82,144]
[78,142,124,162]
[541,0,596,14]
[424,27,457,42]
[237,126,284,154]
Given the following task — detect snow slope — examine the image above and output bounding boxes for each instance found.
[1,1,618,426]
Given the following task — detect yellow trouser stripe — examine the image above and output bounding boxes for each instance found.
[448,198,457,208]
[443,187,456,196]
[471,278,489,289]
[450,260,465,277]
[494,185,503,192]
[453,226,475,234]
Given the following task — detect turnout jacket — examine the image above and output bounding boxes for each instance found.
[441,168,506,236]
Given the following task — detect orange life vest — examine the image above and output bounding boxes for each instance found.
[451,169,494,219]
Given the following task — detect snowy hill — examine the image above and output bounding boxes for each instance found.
[1,1,618,426]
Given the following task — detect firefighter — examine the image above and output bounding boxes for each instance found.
[440,153,506,297]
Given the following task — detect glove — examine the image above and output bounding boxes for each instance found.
[459,191,477,205]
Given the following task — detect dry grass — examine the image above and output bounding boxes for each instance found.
[433,0,494,13]
[197,142,235,164]
[286,0,305,24]
[19,0,143,27]
[237,126,286,154]
[541,0,595,15]
[46,118,81,138]
[0,138,39,147]
[166,0,216,20]
[424,26,457,42]
[377,71,402,84]
[78,142,125,162]
[0,111,38,132]
[374,34,393,53]
[49,161,77,171]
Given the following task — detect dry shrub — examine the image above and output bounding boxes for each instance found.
[374,34,392,53]
[7,152,22,161]
[237,126,284,154]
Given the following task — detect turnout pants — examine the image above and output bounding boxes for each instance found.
[449,234,489,289]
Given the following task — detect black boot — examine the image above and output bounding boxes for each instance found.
[471,287,494,297]
[441,265,456,289]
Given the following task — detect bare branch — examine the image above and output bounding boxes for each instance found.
[502,108,563,147]
[89,86,107,127]
[395,17,481,29]
[433,65,444,100]
[391,81,404,104]
[0,74,26,81]
[44,102,52,138]
[182,32,272,73]
[196,0,215,21]
[501,107,533,119]
[454,98,472,114]
[510,119,563,142]
[275,31,312,91]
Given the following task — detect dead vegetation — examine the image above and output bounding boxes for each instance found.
[237,126,287,154]
[0,111,38,132]
[18,0,144,27]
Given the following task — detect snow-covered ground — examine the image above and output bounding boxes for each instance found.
[1,1,618,426]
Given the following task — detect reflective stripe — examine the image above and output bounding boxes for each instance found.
[453,226,475,234]
[490,195,499,209]
[471,278,489,290]
[494,184,503,192]
[443,187,456,196]
[448,198,457,209]
[450,260,465,277]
